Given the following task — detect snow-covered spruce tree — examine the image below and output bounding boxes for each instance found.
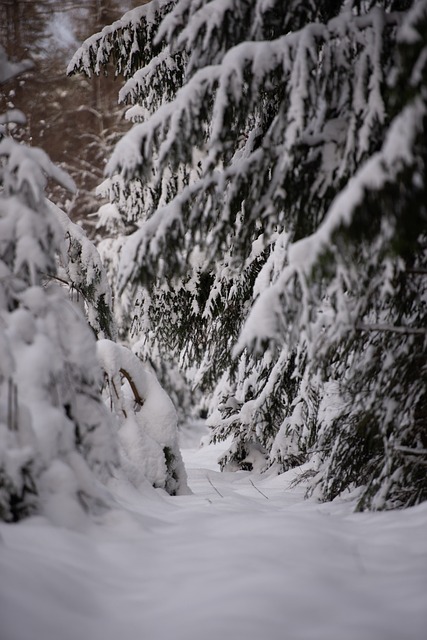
[303,4,427,510]
[70,1,426,508]
[234,1,427,508]
[0,47,117,524]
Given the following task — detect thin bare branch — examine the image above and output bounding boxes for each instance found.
[119,368,144,406]
[249,479,269,499]
[395,446,427,456]
[206,475,224,498]
[355,323,426,336]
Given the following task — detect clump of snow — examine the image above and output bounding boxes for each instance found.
[97,339,189,496]
[288,98,426,272]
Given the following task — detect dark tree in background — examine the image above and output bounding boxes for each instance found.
[0,0,142,230]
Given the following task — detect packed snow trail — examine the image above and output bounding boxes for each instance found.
[1,426,426,640]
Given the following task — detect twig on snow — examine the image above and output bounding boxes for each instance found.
[206,475,224,498]
[249,478,269,499]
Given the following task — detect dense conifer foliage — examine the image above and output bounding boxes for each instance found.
[70,0,427,509]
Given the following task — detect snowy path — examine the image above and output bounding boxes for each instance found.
[1,430,427,640]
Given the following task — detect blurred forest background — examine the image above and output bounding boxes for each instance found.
[0,0,144,232]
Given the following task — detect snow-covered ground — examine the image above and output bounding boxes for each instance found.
[1,423,426,640]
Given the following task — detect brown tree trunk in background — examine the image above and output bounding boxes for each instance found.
[0,0,142,232]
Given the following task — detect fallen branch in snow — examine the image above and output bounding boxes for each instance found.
[249,479,269,500]
[206,475,224,498]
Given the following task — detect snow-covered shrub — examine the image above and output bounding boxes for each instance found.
[97,339,189,495]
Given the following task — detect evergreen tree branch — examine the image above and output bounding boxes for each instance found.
[395,446,427,457]
[354,323,426,336]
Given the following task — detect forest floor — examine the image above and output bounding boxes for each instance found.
[1,422,426,640]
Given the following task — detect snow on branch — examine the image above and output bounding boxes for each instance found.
[288,97,426,272]
[106,5,402,195]
[354,323,427,336]
[0,45,33,84]
[96,339,189,496]
[49,201,116,340]
[0,109,26,128]
[106,28,312,184]
[0,138,75,198]
[236,92,426,353]
[67,0,175,78]
[106,64,220,179]
[118,178,205,288]
[0,140,75,288]
[119,46,180,114]
[154,0,213,49]
[157,0,245,75]
[112,5,409,298]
